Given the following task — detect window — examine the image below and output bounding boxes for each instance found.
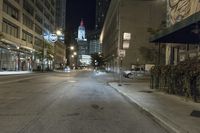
[35,14,43,24]
[3,0,19,20]
[23,14,33,29]
[35,24,42,35]
[15,0,19,3]
[23,0,34,16]
[45,0,50,9]
[36,0,43,13]
[2,19,19,38]
[34,37,42,48]
[22,30,33,44]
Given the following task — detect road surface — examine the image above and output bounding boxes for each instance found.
[0,70,168,133]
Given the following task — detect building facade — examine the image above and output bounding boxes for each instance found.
[95,0,111,31]
[165,0,200,65]
[54,41,66,69]
[0,0,57,71]
[100,0,166,72]
[89,40,101,55]
[77,20,90,67]
[55,0,66,43]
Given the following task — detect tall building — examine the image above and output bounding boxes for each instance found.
[87,30,102,54]
[100,0,166,72]
[95,0,111,31]
[89,40,101,54]
[77,19,90,67]
[78,19,86,41]
[0,0,56,71]
[54,0,67,68]
[55,0,66,43]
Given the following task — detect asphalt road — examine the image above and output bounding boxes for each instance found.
[0,70,168,133]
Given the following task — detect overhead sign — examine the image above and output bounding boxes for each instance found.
[123,41,130,49]
[49,34,58,43]
[123,32,131,40]
[119,49,125,57]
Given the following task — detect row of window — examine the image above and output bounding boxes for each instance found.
[22,30,33,44]
[2,19,42,46]
[3,0,55,29]
[3,0,19,20]
[2,20,18,38]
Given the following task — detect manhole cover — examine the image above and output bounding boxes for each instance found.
[66,113,80,117]
[190,110,200,118]
[138,90,153,93]
[91,104,104,110]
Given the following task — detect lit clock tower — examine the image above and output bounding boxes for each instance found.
[78,19,86,40]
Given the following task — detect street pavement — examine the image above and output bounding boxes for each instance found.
[0,71,32,75]
[96,72,200,133]
[0,70,168,133]
[1,70,200,133]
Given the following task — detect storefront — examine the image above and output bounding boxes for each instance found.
[0,42,34,71]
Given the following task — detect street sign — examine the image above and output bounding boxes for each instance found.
[49,34,58,43]
[123,32,131,40]
[123,40,130,49]
[119,49,125,57]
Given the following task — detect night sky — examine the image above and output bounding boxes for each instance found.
[66,0,96,32]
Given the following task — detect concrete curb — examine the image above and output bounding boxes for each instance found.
[108,82,189,133]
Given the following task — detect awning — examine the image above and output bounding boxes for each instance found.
[150,11,200,44]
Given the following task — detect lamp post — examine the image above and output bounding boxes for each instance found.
[42,30,62,72]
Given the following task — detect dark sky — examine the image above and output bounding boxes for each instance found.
[66,0,96,32]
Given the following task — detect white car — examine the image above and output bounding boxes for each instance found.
[123,68,145,78]
[64,66,71,72]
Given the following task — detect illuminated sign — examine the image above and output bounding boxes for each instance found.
[123,32,131,40]
[49,34,58,43]
[119,49,125,57]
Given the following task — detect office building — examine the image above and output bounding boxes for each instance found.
[55,0,66,43]
[100,0,166,72]
[95,0,111,31]
[0,0,59,71]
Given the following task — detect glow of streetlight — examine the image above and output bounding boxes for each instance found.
[56,30,62,36]
[70,46,74,50]
[73,52,77,55]
[71,55,74,58]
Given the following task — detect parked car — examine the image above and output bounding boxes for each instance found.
[123,67,145,79]
[64,66,71,72]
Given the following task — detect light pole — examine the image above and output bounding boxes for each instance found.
[42,30,62,72]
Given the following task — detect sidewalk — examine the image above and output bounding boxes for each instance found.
[109,80,200,133]
[0,71,32,75]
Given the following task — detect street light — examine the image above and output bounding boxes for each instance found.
[56,30,62,36]
[70,46,74,50]
[42,29,62,72]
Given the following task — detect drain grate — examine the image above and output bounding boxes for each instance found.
[190,110,200,118]
[138,90,153,93]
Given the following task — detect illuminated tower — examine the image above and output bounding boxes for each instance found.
[78,19,86,40]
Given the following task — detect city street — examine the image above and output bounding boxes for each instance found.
[0,70,167,133]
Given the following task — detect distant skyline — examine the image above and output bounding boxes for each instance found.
[66,0,96,32]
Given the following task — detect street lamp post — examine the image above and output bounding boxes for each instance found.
[42,30,62,72]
